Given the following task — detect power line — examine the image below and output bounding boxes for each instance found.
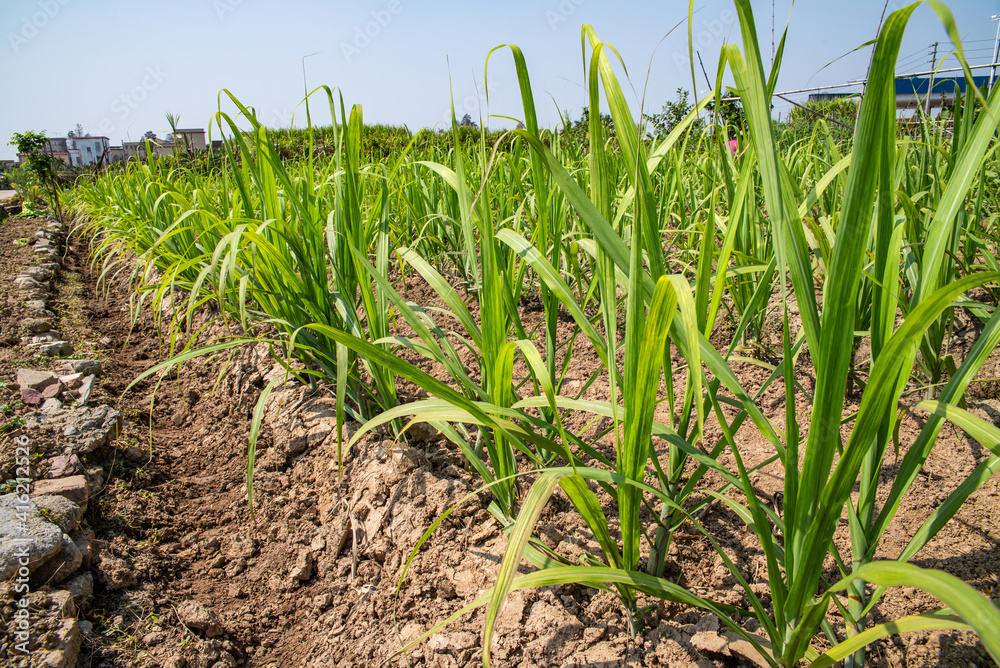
[895,54,929,70]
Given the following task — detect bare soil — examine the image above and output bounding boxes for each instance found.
[2,215,998,667]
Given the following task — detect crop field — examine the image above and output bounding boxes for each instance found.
[17,2,1000,666]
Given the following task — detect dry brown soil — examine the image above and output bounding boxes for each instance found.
[1,215,998,667]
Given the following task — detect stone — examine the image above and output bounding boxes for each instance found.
[290,550,313,581]
[42,382,63,399]
[22,317,53,333]
[30,475,90,507]
[21,387,43,405]
[34,618,81,668]
[59,372,83,388]
[32,331,64,344]
[0,493,65,579]
[45,454,83,478]
[25,404,123,454]
[78,375,96,405]
[32,494,82,533]
[41,340,74,357]
[78,620,93,636]
[41,398,64,413]
[21,266,51,281]
[17,368,59,391]
[15,276,46,291]
[69,528,95,569]
[31,531,82,586]
[47,589,76,616]
[65,359,103,376]
[176,599,224,637]
[25,299,50,311]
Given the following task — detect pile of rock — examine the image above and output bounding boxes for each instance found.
[0,197,21,219]
[17,362,100,410]
[0,491,95,668]
[11,361,120,495]
[0,217,118,668]
[15,219,74,358]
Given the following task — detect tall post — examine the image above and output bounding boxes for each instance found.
[925,42,938,118]
[990,15,1000,93]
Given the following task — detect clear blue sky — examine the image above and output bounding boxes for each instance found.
[1,0,997,160]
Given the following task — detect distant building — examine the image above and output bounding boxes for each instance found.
[16,135,110,167]
[170,128,207,151]
[894,75,990,111]
[71,136,111,165]
[115,129,209,161]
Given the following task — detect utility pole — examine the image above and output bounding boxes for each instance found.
[925,41,938,118]
[990,15,1000,93]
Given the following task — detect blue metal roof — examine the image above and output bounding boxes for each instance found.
[895,75,991,96]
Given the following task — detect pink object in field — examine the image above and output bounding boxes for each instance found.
[728,138,738,154]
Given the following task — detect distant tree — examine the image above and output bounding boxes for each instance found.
[9,130,62,216]
[776,98,857,148]
[705,97,748,138]
[142,130,158,142]
[559,106,615,148]
[458,113,478,129]
[645,88,705,138]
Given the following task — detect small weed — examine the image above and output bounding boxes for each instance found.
[1,417,26,433]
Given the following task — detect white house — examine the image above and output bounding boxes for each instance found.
[19,136,111,167]
[69,136,110,165]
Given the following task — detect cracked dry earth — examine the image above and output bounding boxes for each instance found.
[0,211,999,668]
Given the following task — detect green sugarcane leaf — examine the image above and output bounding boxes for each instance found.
[828,562,1000,666]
